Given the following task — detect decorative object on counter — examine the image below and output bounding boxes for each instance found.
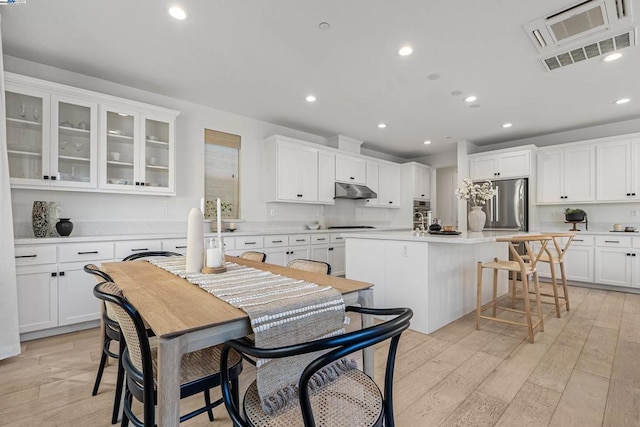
[564,208,588,231]
[186,207,204,273]
[428,218,442,232]
[32,201,48,238]
[306,223,320,230]
[625,226,637,232]
[613,223,623,231]
[55,218,74,237]
[428,230,462,235]
[455,179,496,232]
[47,201,61,237]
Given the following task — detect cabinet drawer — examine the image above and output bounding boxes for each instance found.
[162,238,188,254]
[264,235,288,248]
[311,234,331,244]
[569,235,594,246]
[114,240,162,260]
[59,242,114,262]
[235,236,264,250]
[289,234,310,246]
[331,233,346,243]
[15,245,57,266]
[595,236,633,248]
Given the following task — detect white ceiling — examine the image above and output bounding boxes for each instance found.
[1,0,639,158]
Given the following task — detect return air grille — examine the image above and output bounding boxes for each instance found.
[542,29,635,70]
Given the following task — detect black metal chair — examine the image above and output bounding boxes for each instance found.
[121,250,182,261]
[84,264,123,425]
[220,306,412,427]
[93,281,244,426]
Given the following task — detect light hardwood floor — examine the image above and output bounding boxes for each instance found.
[1,284,639,426]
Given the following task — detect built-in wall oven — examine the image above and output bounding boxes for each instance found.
[413,200,431,230]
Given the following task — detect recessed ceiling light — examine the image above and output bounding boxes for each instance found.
[378,123,387,129]
[603,52,623,62]
[169,6,187,20]
[305,95,316,103]
[451,90,463,96]
[465,96,477,103]
[318,22,331,30]
[423,140,431,145]
[616,98,631,104]
[398,46,413,56]
[502,123,513,128]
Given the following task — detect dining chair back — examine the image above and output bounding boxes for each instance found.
[220,306,412,427]
[122,250,182,261]
[286,259,331,275]
[93,281,243,426]
[239,251,267,262]
[83,264,123,425]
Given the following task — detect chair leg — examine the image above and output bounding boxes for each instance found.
[476,262,483,330]
[232,378,240,409]
[92,338,110,396]
[521,274,534,343]
[111,341,125,424]
[511,272,517,309]
[204,389,215,422]
[549,262,561,318]
[560,261,570,311]
[533,271,544,333]
[121,389,131,427]
[492,265,498,318]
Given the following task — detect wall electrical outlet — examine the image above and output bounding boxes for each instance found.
[270,208,275,217]
[401,245,408,257]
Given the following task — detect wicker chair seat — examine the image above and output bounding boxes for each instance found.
[243,369,383,427]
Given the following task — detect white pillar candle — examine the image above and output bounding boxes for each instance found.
[186,207,204,273]
[206,247,222,268]
[217,198,222,251]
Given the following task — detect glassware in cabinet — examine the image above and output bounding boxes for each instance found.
[103,108,138,188]
[141,117,173,191]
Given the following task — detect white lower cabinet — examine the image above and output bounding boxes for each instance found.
[16,263,58,333]
[162,238,188,255]
[535,235,595,283]
[266,246,310,267]
[594,236,640,287]
[310,244,345,276]
[114,239,162,260]
[58,261,103,326]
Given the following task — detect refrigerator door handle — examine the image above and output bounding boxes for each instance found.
[494,186,499,222]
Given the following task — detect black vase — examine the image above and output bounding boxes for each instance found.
[565,213,585,222]
[55,218,74,237]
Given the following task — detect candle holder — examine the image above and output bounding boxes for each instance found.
[202,265,227,274]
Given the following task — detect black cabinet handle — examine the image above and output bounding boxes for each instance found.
[574,239,584,242]
[43,175,49,180]
[175,245,187,249]
[50,175,57,180]
[389,201,393,204]
[141,182,145,186]
[350,176,355,180]
[51,272,57,277]
[131,248,148,251]
[335,237,344,240]
[77,251,99,255]
[59,271,65,276]
[297,194,303,197]
[16,254,37,258]
[421,194,425,197]
[627,193,631,196]
[317,238,326,241]
[272,240,283,243]
[296,239,305,242]
[245,242,256,245]
[604,240,620,243]
[329,247,334,251]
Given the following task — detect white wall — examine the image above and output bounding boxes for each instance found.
[6,56,405,236]
[436,166,457,228]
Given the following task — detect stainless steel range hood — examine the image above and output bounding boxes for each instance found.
[334,182,377,199]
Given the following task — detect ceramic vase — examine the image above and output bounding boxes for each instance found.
[32,201,48,238]
[468,206,486,232]
[55,218,74,237]
[47,201,61,237]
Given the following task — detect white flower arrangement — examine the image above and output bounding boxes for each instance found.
[455,179,497,207]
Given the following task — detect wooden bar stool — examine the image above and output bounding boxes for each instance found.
[476,235,550,343]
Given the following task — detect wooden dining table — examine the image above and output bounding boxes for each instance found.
[102,255,375,427]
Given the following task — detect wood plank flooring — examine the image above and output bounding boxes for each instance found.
[1,284,639,426]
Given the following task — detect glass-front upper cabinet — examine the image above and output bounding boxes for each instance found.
[5,85,50,185]
[100,106,139,190]
[141,116,174,193]
[51,95,98,188]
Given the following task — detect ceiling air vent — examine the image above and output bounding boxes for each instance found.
[542,29,635,70]
[523,0,633,54]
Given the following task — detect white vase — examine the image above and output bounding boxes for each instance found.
[468,206,486,232]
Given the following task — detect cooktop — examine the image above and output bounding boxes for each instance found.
[327,226,376,229]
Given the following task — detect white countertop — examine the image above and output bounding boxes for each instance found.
[14,227,408,245]
[341,230,530,244]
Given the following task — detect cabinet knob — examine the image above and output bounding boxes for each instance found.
[627,193,631,196]
[329,247,334,251]
[421,194,425,197]
[51,272,57,277]
[350,177,355,180]
[59,271,65,276]
[388,201,393,204]
[43,175,49,180]
[135,182,140,186]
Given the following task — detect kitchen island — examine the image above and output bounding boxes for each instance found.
[344,230,526,334]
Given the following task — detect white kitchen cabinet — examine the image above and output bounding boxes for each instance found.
[537,145,596,203]
[364,160,379,206]
[335,154,366,184]
[534,235,595,283]
[596,138,640,201]
[6,73,178,195]
[114,239,162,260]
[594,236,640,287]
[266,246,310,267]
[469,149,530,181]
[16,264,59,333]
[265,138,319,203]
[162,238,189,255]
[318,151,336,204]
[377,164,401,208]
[412,164,431,200]
[310,243,346,276]
[100,106,176,194]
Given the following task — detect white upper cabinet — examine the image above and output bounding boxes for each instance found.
[5,73,179,195]
[597,138,640,201]
[265,136,320,203]
[412,164,431,200]
[469,149,530,181]
[318,151,336,204]
[335,154,366,184]
[377,164,401,208]
[364,160,379,206]
[537,145,596,204]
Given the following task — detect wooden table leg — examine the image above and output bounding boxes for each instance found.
[158,335,185,427]
[358,288,374,377]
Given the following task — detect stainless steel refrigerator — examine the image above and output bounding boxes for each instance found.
[469,178,528,231]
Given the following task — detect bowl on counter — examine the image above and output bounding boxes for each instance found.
[306,224,320,230]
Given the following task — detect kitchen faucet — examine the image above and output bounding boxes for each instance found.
[414,211,425,232]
